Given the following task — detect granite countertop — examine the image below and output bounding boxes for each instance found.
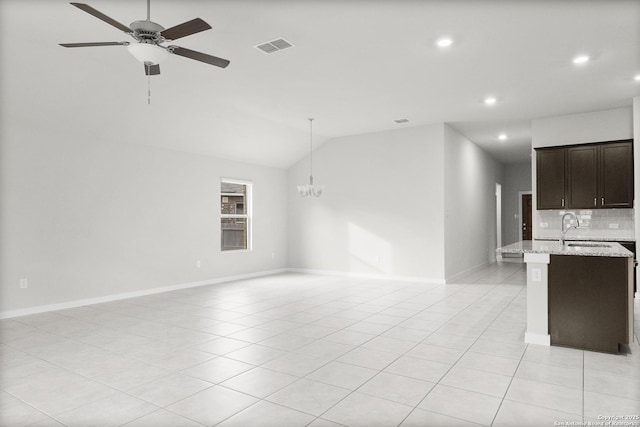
[498,240,633,258]
[535,236,636,242]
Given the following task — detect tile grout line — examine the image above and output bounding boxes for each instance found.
[279,283,475,424]
[153,278,469,426]
[200,276,457,426]
[215,270,525,425]
[397,280,526,426]
[250,279,483,425]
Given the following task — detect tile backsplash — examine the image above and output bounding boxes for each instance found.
[535,209,635,241]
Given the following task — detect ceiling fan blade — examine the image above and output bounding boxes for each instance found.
[70,3,131,33]
[169,46,230,68]
[59,42,128,48]
[144,63,161,76]
[161,18,211,41]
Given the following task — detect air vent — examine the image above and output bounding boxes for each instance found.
[394,118,410,124]
[255,38,294,54]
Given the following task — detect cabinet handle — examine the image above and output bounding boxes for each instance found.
[561,198,565,207]
[594,197,597,206]
[602,197,605,206]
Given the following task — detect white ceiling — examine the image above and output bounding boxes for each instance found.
[1,0,639,167]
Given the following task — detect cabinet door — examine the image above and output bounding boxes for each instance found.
[567,145,598,208]
[599,141,633,208]
[548,255,629,353]
[536,148,566,209]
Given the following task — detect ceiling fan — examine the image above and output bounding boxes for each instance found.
[59,1,230,76]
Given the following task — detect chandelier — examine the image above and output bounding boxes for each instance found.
[297,118,324,197]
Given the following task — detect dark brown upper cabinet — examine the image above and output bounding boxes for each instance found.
[600,141,634,208]
[536,147,566,209]
[567,145,598,208]
[536,139,633,210]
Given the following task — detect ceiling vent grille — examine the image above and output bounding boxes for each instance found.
[255,38,294,54]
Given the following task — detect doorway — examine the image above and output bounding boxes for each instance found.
[496,183,502,260]
[520,192,533,241]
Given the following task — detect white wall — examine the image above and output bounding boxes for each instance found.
[287,124,446,282]
[502,162,532,245]
[635,97,640,250]
[443,124,505,280]
[0,126,288,315]
[531,107,634,238]
[531,107,633,149]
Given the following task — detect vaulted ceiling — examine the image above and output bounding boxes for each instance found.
[1,0,638,167]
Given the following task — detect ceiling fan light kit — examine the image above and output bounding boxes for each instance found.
[127,43,169,65]
[59,1,230,77]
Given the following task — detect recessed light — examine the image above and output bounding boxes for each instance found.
[634,73,640,81]
[436,37,453,48]
[498,133,507,141]
[572,54,590,65]
[394,118,409,124]
[484,96,497,106]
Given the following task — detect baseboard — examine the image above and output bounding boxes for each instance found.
[525,332,551,346]
[286,268,445,285]
[0,268,288,320]
[445,261,491,284]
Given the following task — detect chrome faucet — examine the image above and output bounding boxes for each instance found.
[560,212,580,245]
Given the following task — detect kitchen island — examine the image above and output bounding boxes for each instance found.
[497,240,634,353]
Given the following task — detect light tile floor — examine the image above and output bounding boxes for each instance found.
[2,260,640,426]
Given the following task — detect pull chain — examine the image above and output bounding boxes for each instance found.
[147,74,151,105]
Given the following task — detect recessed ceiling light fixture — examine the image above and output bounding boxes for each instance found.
[394,118,410,124]
[436,37,453,48]
[634,73,640,81]
[484,96,497,106]
[572,54,590,65]
[498,133,507,141]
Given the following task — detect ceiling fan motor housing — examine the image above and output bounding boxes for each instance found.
[130,20,166,44]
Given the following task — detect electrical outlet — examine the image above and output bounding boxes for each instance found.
[196,260,201,268]
[532,268,542,282]
[271,252,276,259]
[540,222,548,228]
[20,278,28,289]
[609,223,619,229]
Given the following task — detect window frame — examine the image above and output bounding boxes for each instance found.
[220,178,253,252]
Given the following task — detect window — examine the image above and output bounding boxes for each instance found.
[220,179,252,251]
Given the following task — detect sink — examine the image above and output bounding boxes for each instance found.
[565,242,610,249]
